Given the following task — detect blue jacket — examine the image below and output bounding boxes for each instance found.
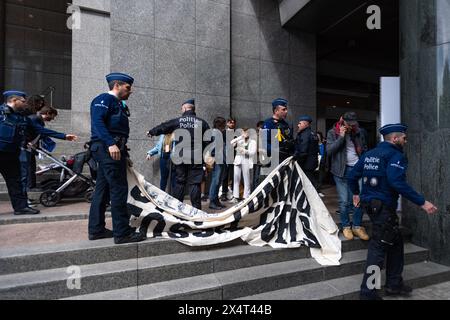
[0,104,66,153]
[348,142,425,209]
[90,93,130,147]
[263,117,294,158]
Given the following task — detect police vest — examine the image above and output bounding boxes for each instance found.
[0,104,28,152]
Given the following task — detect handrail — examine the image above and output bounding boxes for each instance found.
[40,86,55,107]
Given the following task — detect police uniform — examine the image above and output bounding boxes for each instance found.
[88,73,144,243]
[148,99,210,210]
[348,124,424,300]
[294,115,319,186]
[263,98,295,162]
[1,91,67,215]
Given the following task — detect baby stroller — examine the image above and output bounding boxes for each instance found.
[30,144,97,207]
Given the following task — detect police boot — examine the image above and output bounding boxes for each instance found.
[14,207,40,215]
[114,232,147,245]
[352,227,370,241]
[385,284,413,297]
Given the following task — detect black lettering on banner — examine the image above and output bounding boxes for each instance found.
[130,186,150,203]
[299,215,321,248]
[127,204,143,217]
[261,206,280,242]
[289,209,298,242]
[228,211,242,231]
[193,228,215,238]
[140,211,166,236]
[168,223,190,239]
[275,207,288,244]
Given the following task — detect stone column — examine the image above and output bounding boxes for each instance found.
[71,0,111,139]
[400,0,450,265]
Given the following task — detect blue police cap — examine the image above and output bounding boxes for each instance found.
[183,99,195,106]
[106,73,134,85]
[272,98,288,110]
[379,123,408,136]
[298,115,313,123]
[3,90,27,100]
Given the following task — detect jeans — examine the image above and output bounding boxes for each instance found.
[333,165,363,228]
[209,164,225,202]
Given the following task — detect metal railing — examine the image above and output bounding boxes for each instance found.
[40,86,56,107]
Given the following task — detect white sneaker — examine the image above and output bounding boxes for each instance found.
[226,191,234,201]
[229,197,239,204]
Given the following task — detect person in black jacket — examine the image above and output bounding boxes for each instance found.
[147,99,210,210]
[294,115,319,189]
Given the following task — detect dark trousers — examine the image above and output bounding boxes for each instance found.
[89,142,132,238]
[252,164,262,192]
[304,170,318,191]
[360,204,404,298]
[0,151,28,211]
[221,164,233,194]
[19,149,37,195]
[173,164,203,210]
[160,152,176,193]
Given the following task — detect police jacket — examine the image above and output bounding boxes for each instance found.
[0,104,66,153]
[348,142,425,209]
[294,127,319,171]
[148,110,210,164]
[90,93,130,147]
[263,117,294,158]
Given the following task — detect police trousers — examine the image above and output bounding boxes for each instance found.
[88,142,132,238]
[173,164,204,210]
[360,200,404,298]
[0,151,28,211]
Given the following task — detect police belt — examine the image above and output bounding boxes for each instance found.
[361,199,396,216]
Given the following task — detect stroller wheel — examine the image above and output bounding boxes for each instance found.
[85,189,94,203]
[40,190,61,207]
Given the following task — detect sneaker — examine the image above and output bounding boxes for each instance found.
[219,194,227,202]
[114,232,147,245]
[201,195,209,202]
[385,284,413,297]
[353,227,370,241]
[89,229,114,241]
[343,227,354,240]
[226,191,234,201]
[14,207,40,215]
[229,197,239,204]
[318,193,325,198]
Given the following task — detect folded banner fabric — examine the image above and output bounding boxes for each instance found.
[128,157,342,266]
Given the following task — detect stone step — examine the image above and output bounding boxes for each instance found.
[57,244,428,301]
[0,235,368,276]
[238,261,450,300]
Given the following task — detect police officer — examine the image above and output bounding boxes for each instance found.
[263,98,295,163]
[294,115,319,188]
[1,91,77,215]
[147,99,210,210]
[348,124,438,300]
[88,73,147,245]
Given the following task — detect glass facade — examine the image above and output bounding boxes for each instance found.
[2,0,71,109]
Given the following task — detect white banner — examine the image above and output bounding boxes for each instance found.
[128,158,342,266]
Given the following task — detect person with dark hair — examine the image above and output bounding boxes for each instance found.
[88,73,147,245]
[326,112,369,241]
[220,118,236,201]
[316,131,327,197]
[21,106,76,200]
[349,124,438,300]
[1,91,77,215]
[208,117,227,210]
[26,95,46,114]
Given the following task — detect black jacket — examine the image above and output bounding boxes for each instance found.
[294,127,319,171]
[148,110,210,165]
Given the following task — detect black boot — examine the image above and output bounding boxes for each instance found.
[14,207,40,215]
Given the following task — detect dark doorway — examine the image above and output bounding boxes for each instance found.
[2,0,72,109]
